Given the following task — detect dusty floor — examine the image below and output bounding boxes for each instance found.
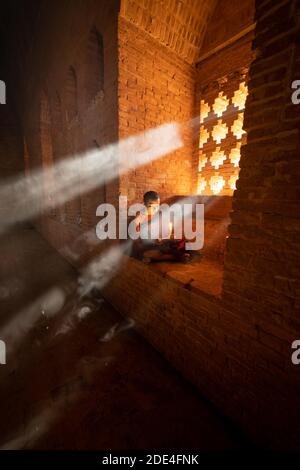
[0,226,248,450]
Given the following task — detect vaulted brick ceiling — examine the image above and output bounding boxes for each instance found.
[120,0,218,64]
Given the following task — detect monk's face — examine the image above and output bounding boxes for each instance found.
[146,198,160,216]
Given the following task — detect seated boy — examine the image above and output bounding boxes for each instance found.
[133,191,190,263]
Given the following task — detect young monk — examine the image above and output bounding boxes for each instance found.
[133,191,190,263]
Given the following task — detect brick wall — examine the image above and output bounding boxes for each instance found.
[10,1,120,261]
[104,0,300,448]
[200,0,255,57]
[222,0,300,443]
[120,0,218,65]
[194,0,255,196]
[11,3,197,255]
[118,16,196,205]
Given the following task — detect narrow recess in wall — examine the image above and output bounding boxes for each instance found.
[65,66,78,122]
[85,26,104,104]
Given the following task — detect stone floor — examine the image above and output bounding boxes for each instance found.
[0,226,249,450]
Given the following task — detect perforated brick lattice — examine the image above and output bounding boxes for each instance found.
[197,78,248,195]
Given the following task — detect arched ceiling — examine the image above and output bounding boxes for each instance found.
[120,0,218,64]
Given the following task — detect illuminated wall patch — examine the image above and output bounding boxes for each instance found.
[231,113,245,140]
[197,176,207,194]
[210,147,226,169]
[232,82,248,110]
[228,174,239,191]
[229,142,241,168]
[209,174,225,194]
[199,126,210,148]
[198,153,208,171]
[211,120,228,144]
[212,92,230,117]
[200,100,210,123]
